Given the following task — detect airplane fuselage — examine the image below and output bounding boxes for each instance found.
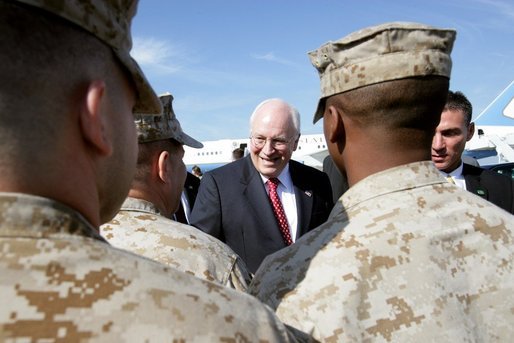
[183,133,328,170]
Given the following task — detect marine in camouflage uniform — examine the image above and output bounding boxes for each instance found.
[251,162,514,341]
[250,23,514,341]
[0,1,293,341]
[0,194,291,341]
[101,94,252,291]
[102,197,252,291]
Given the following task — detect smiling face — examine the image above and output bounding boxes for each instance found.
[432,109,475,173]
[249,100,299,178]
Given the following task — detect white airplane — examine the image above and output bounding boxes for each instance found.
[185,80,514,172]
[464,80,514,165]
[183,133,329,171]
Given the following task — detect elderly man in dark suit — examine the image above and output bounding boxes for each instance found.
[190,98,334,273]
[432,90,514,213]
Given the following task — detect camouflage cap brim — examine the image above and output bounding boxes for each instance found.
[177,131,204,149]
[117,50,162,115]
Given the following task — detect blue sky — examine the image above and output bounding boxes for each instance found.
[131,0,514,141]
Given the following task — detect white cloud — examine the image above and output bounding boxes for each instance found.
[475,0,514,18]
[132,37,244,86]
[131,37,183,73]
[251,52,300,68]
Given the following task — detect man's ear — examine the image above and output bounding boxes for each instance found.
[79,80,113,156]
[466,122,475,142]
[292,133,300,151]
[157,150,169,183]
[324,105,345,144]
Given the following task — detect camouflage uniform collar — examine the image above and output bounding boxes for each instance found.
[0,192,105,242]
[120,197,161,215]
[336,161,446,215]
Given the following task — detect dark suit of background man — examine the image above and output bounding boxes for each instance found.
[174,172,200,224]
[432,90,514,213]
[322,154,348,202]
[190,98,334,273]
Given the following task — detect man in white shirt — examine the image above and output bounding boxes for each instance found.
[101,94,252,290]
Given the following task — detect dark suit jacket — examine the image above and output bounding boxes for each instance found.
[174,172,201,224]
[190,156,334,273]
[463,163,514,214]
[322,155,348,202]
[184,172,200,211]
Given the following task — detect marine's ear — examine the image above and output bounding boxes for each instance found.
[324,104,345,144]
[157,150,170,183]
[79,80,113,156]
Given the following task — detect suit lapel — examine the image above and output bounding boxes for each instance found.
[240,157,283,239]
[463,164,489,199]
[290,161,313,238]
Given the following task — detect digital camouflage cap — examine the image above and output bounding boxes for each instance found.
[14,0,162,115]
[135,94,203,148]
[308,22,456,123]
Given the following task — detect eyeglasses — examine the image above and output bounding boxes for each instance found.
[250,135,296,149]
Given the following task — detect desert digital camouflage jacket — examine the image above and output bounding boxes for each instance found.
[101,197,252,291]
[250,161,514,342]
[0,193,294,342]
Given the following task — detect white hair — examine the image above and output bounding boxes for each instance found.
[249,98,301,136]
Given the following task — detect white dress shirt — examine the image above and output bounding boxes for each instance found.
[260,164,298,242]
[441,162,467,190]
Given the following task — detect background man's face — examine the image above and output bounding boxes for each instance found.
[432,109,474,173]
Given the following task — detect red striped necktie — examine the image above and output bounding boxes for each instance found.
[267,178,293,246]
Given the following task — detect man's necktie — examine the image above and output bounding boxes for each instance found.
[174,201,188,224]
[267,178,293,246]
